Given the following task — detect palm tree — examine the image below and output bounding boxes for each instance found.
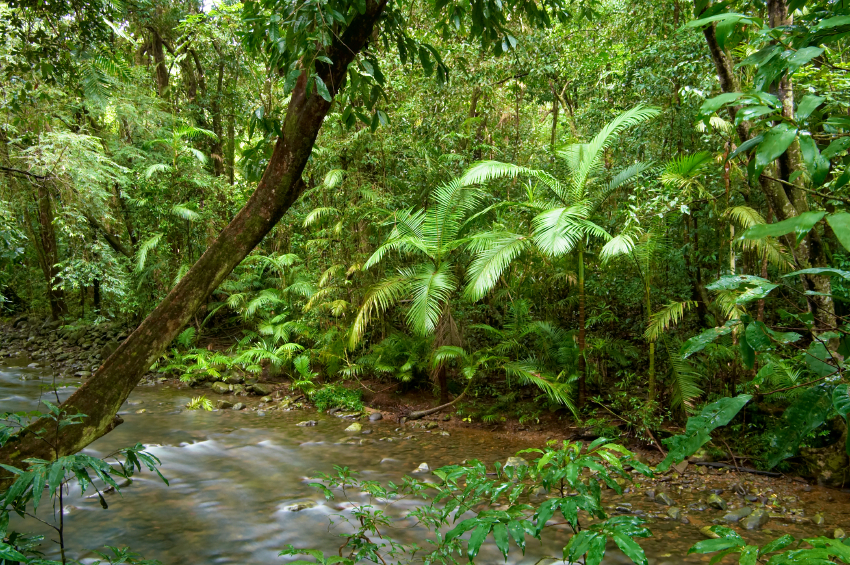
[349,179,483,402]
[458,105,659,407]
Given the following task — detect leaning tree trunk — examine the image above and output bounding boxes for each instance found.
[0,0,388,472]
[577,244,586,408]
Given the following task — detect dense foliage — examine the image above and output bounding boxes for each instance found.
[1,0,849,486]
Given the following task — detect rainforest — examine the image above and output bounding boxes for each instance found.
[0,0,849,563]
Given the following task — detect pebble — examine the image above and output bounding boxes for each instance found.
[413,462,430,473]
[742,508,769,530]
[345,422,362,433]
[666,507,682,520]
[723,507,753,523]
[232,403,245,410]
[655,492,675,506]
[369,412,383,421]
[836,528,847,540]
[707,493,727,511]
[285,502,316,512]
[296,420,318,427]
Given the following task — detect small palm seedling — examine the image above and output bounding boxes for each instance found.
[186,395,213,411]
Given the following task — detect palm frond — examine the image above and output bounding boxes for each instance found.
[504,360,578,417]
[464,231,531,301]
[172,204,201,221]
[350,273,411,348]
[136,233,163,272]
[665,343,703,414]
[405,262,458,336]
[303,206,341,228]
[645,300,696,342]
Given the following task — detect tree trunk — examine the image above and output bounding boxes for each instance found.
[0,0,388,471]
[577,244,586,408]
[150,28,169,98]
[36,185,67,319]
[698,0,835,331]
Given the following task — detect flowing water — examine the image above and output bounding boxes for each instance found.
[0,358,847,565]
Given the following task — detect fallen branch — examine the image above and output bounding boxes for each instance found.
[693,461,781,477]
[405,380,472,421]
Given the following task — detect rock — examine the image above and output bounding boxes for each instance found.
[688,502,708,512]
[723,507,753,523]
[100,341,119,359]
[442,414,451,421]
[231,384,246,395]
[223,374,244,384]
[232,403,245,410]
[799,442,850,488]
[413,462,430,473]
[369,412,383,421]
[504,457,529,469]
[645,489,656,501]
[811,512,825,526]
[249,383,272,396]
[666,507,682,520]
[216,400,234,409]
[673,460,689,474]
[135,409,146,414]
[285,501,316,512]
[425,422,438,430]
[700,526,721,539]
[655,492,675,506]
[211,382,230,394]
[296,420,318,427]
[74,371,91,378]
[327,408,340,415]
[27,362,39,368]
[835,528,847,540]
[742,508,769,530]
[344,423,362,433]
[707,493,727,511]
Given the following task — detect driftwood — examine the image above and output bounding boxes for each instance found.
[404,382,472,421]
[693,461,782,477]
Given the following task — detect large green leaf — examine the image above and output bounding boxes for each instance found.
[753,123,798,178]
[806,342,836,377]
[656,394,752,472]
[741,210,826,244]
[681,323,736,358]
[699,92,744,117]
[796,95,825,121]
[835,385,850,458]
[785,267,850,281]
[766,385,834,469]
[799,135,830,187]
[826,212,850,253]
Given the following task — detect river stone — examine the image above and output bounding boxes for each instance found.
[27,362,39,368]
[413,462,430,473]
[835,528,847,540]
[742,508,769,530]
[723,507,753,523]
[504,457,529,469]
[285,501,316,512]
[707,494,727,511]
[211,382,230,394]
[296,420,318,427]
[250,383,272,396]
[655,492,675,506]
[666,507,681,520]
[223,374,244,385]
[74,371,91,378]
[369,412,383,421]
[645,489,656,501]
[345,422,362,433]
[813,513,825,526]
[232,403,245,410]
[216,400,233,409]
[425,422,438,430]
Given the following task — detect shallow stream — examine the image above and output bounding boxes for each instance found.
[0,358,847,564]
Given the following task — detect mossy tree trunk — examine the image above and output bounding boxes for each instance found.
[0,0,388,472]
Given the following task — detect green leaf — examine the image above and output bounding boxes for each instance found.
[688,537,745,554]
[681,323,736,358]
[656,394,752,472]
[759,534,795,556]
[314,75,332,102]
[507,520,526,552]
[786,267,850,281]
[753,123,798,178]
[612,532,648,565]
[796,95,825,120]
[742,210,826,244]
[799,135,830,187]
[766,385,834,468]
[827,213,850,252]
[699,92,744,117]
[492,522,510,561]
[806,342,835,377]
[726,135,763,162]
[738,545,760,565]
[467,523,490,561]
[832,384,849,418]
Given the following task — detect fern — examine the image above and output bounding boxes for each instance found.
[665,343,703,414]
